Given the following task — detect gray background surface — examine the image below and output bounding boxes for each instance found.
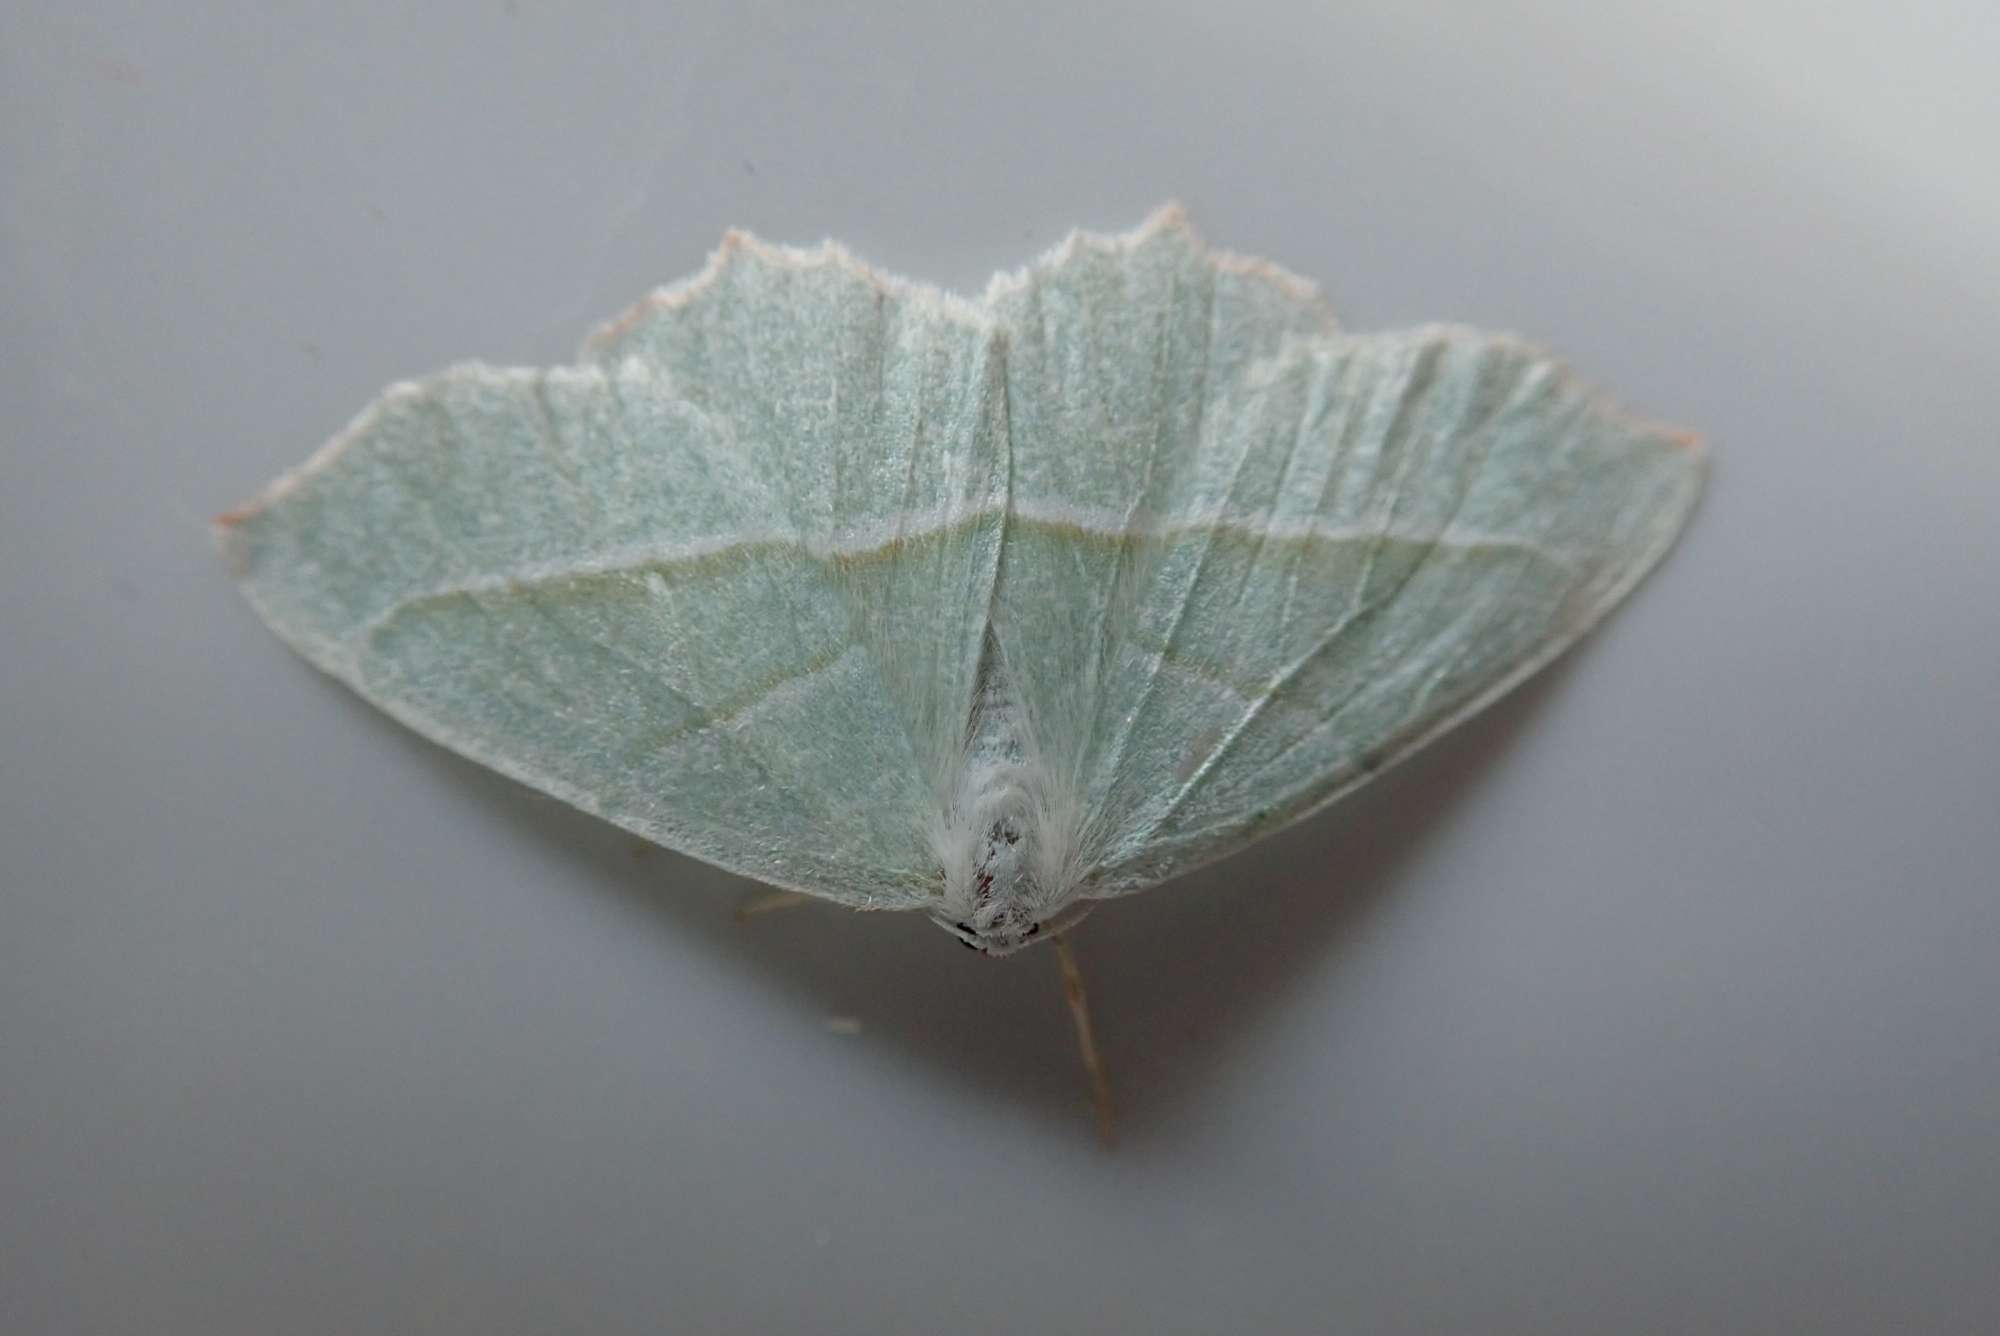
[6,3,1997,1332]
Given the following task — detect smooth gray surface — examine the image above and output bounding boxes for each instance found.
[5,3,1996,1332]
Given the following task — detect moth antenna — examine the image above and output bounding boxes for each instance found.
[735,889,815,921]
[1054,931,1116,1147]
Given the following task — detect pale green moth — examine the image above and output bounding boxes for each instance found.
[218,208,1702,1126]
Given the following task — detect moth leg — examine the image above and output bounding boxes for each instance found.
[735,889,816,921]
[1054,932,1117,1147]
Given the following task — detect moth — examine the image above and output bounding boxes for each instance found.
[219,207,1704,1135]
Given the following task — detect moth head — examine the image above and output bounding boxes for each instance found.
[928,895,1095,957]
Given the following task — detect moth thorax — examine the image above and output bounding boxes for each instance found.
[931,767,1053,955]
